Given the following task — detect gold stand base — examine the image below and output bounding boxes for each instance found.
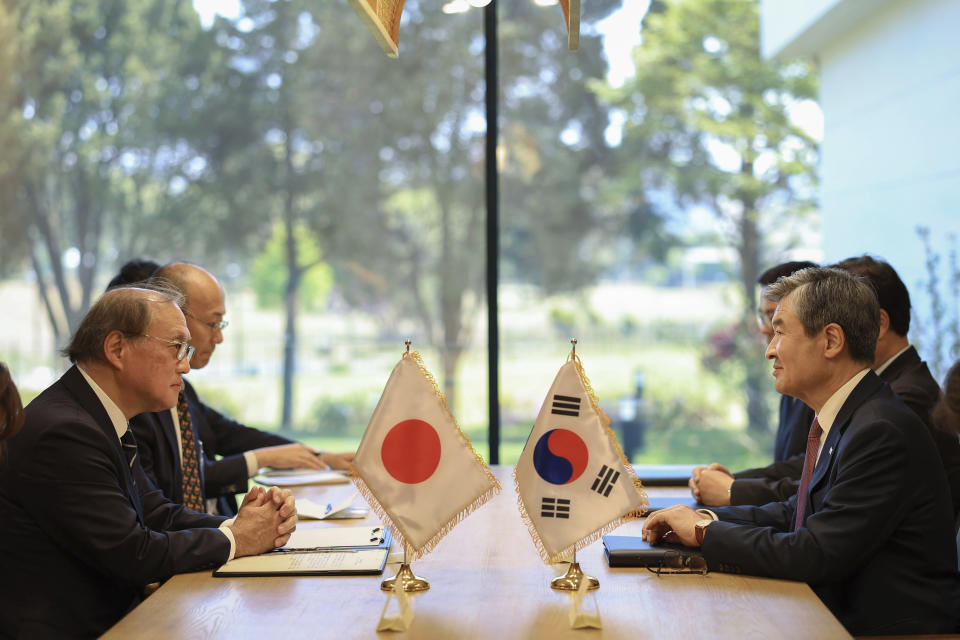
[381,563,430,592]
[550,562,599,591]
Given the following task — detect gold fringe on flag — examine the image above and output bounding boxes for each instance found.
[513,348,648,564]
[351,349,501,561]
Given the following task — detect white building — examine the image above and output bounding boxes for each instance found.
[760,0,960,375]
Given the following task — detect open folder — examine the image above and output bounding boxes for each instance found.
[214,526,392,577]
[253,468,352,487]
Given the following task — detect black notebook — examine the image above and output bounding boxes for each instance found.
[632,464,698,486]
[602,535,704,568]
[643,496,700,514]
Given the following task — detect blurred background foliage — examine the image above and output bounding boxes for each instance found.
[0,0,824,467]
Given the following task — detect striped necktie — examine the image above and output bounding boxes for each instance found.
[177,391,206,512]
[793,418,823,531]
[120,429,138,469]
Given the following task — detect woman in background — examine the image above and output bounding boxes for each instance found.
[0,363,24,455]
[934,360,960,436]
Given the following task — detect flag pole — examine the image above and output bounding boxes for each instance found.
[550,338,599,591]
[550,550,599,591]
[381,542,430,593]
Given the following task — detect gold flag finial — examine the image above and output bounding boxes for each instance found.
[570,338,577,356]
[405,339,411,354]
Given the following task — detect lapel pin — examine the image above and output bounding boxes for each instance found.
[829,446,834,455]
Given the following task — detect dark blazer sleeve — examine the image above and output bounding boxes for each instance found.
[706,416,912,581]
[730,454,804,505]
[14,416,230,587]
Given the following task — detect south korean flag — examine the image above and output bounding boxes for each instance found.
[514,354,647,563]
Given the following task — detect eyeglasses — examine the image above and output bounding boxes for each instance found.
[756,308,773,331]
[645,552,708,576]
[140,334,196,362]
[185,311,229,332]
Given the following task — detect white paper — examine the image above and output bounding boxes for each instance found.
[215,549,387,575]
[253,469,351,486]
[568,577,602,629]
[377,574,415,632]
[283,525,387,550]
[297,493,367,520]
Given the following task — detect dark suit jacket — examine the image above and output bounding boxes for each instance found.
[704,372,960,635]
[731,346,960,513]
[772,395,815,462]
[0,367,230,639]
[130,379,292,515]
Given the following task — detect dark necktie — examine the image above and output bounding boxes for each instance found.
[793,418,823,531]
[120,429,138,469]
[177,391,206,512]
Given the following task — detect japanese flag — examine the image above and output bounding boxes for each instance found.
[353,351,500,558]
[515,355,647,563]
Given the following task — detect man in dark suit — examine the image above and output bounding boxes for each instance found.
[692,256,960,515]
[644,267,960,635]
[0,286,298,638]
[126,262,353,515]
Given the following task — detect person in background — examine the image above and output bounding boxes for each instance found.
[111,260,353,514]
[0,363,24,454]
[644,267,960,636]
[756,261,819,462]
[0,286,297,637]
[688,260,817,505]
[934,360,960,436]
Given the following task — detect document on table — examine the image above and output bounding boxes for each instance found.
[214,548,389,576]
[284,525,388,551]
[253,468,352,486]
[297,492,369,520]
[213,525,392,576]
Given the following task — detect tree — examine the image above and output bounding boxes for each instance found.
[597,0,819,433]
[0,0,253,351]
[293,0,625,412]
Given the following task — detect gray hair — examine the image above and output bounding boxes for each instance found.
[62,285,185,364]
[765,267,880,365]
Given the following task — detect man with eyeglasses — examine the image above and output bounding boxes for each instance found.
[125,262,353,515]
[0,286,298,637]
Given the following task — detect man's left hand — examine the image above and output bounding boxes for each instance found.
[642,505,703,547]
[696,469,734,506]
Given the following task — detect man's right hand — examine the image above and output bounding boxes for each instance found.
[230,486,299,557]
[689,462,734,503]
[253,443,325,471]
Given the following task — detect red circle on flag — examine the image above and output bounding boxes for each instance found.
[381,419,442,484]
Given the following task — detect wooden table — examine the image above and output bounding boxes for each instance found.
[103,467,851,639]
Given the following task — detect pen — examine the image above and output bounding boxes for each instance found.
[270,547,363,554]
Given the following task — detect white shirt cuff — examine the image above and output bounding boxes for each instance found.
[219,518,237,560]
[696,508,719,521]
[244,451,259,477]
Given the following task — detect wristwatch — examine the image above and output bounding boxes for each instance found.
[694,519,712,546]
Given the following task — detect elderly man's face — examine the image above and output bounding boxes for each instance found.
[127,303,191,412]
[764,295,824,401]
[183,277,226,371]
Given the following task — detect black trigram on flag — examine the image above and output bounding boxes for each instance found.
[551,394,581,417]
[541,497,571,518]
[590,464,620,497]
